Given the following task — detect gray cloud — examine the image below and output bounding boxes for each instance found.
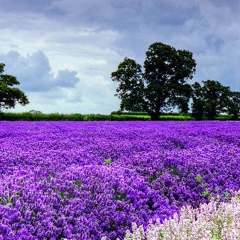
[0,0,53,13]
[0,50,80,91]
[54,70,79,88]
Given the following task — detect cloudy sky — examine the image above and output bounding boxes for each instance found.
[1,0,240,114]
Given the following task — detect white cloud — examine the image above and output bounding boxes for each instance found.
[0,46,121,114]
[0,50,80,91]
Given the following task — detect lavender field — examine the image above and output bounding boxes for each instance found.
[0,121,240,240]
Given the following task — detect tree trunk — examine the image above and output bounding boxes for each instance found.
[232,112,238,120]
[150,111,160,120]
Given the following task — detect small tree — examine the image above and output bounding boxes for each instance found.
[227,91,240,120]
[112,58,145,112]
[112,42,196,120]
[191,80,232,120]
[0,63,29,110]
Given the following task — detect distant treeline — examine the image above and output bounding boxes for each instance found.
[0,111,238,121]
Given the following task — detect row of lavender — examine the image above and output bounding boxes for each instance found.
[0,121,239,239]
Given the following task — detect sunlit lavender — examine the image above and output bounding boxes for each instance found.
[0,121,239,239]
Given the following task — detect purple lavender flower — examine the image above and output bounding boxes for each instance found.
[0,121,239,239]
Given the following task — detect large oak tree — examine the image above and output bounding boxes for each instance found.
[111,42,196,120]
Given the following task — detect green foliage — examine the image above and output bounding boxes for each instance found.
[0,63,29,110]
[68,113,84,121]
[227,91,240,120]
[0,195,14,205]
[109,113,151,121]
[196,174,203,184]
[191,80,234,120]
[0,111,236,121]
[111,111,149,116]
[59,190,65,199]
[105,159,112,164]
[160,115,194,121]
[148,174,158,184]
[196,175,233,201]
[196,174,212,199]
[202,188,210,198]
[114,191,126,201]
[0,111,84,121]
[111,58,145,112]
[210,230,222,240]
[225,191,230,201]
[75,180,82,189]
[83,114,110,121]
[0,189,22,206]
[112,42,196,120]
[215,115,232,121]
[172,166,179,176]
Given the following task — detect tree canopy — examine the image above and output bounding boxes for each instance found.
[191,80,239,120]
[227,91,240,120]
[0,63,29,110]
[112,42,196,120]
